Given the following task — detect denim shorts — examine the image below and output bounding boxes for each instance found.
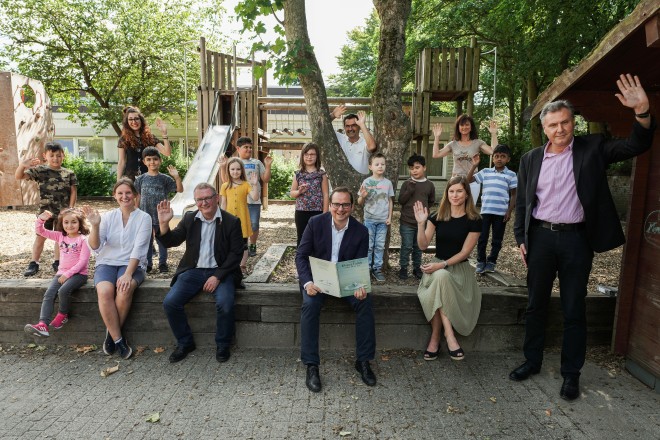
[94,264,146,287]
[248,204,261,231]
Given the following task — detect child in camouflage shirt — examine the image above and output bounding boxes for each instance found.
[14,142,78,276]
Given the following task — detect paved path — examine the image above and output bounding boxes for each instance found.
[0,346,658,439]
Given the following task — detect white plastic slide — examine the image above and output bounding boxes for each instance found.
[169,124,232,223]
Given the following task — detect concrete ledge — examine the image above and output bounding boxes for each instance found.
[0,279,616,351]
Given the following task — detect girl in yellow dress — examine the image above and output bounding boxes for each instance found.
[220,158,259,272]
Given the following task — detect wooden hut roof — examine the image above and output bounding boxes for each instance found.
[531,0,660,136]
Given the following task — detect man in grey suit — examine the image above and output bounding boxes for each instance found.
[510,74,655,400]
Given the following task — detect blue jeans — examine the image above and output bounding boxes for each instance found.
[477,214,506,263]
[364,220,387,271]
[162,268,235,349]
[147,225,167,267]
[300,288,376,366]
[399,223,421,270]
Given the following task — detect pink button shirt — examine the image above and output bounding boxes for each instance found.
[532,140,585,224]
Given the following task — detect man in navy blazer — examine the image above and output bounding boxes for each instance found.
[510,74,655,400]
[296,187,376,392]
[156,183,244,364]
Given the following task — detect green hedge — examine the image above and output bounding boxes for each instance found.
[268,155,297,200]
[62,155,115,196]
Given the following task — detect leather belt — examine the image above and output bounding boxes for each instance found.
[531,218,585,232]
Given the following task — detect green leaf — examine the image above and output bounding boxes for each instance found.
[145,412,160,423]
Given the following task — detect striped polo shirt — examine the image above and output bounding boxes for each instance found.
[473,166,518,216]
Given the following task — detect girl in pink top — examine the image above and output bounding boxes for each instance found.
[24,208,91,337]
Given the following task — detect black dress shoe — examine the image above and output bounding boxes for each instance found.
[355,360,377,386]
[306,364,322,392]
[169,344,196,363]
[560,376,580,401]
[216,346,231,363]
[509,361,541,381]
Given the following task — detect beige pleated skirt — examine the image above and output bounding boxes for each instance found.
[416,259,482,336]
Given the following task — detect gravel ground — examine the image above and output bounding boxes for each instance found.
[0,200,622,293]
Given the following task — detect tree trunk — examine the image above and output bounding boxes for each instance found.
[373,0,412,268]
[282,0,365,195]
[507,90,515,140]
[518,83,527,141]
[527,75,542,147]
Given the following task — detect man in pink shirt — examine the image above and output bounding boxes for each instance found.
[510,74,655,401]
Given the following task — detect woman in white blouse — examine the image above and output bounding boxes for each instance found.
[82,178,151,359]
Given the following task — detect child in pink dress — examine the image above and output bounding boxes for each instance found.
[24,209,91,337]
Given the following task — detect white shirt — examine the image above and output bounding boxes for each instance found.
[330,217,349,263]
[196,208,223,268]
[336,133,370,175]
[91,208,152,268]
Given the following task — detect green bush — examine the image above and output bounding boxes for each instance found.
[62,155,115,196]
[159,142,191,181]
[268,155,297,200]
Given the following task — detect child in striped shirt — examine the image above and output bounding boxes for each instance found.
[467,144,517,274]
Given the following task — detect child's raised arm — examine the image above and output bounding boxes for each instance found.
[15,157,41,179]
[167,165,184,193]
[466,154,480,183]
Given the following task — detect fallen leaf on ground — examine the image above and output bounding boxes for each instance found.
[545,409,552,416]
[75,345,97,354]
[26,343,36,348]
[339,431,351,437]
[146,412,160,423]
[154,347,165,353]
[489,397,497,403]
[380,355,390,361]
[136,346,146,355]
[100,363,119,378]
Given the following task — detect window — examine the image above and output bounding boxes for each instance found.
[55,138,74,155]
[78,138,103,161]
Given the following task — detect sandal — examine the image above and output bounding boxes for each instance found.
[448,347,465,361]
[423,349,439,361]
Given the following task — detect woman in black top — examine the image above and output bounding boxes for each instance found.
[414,175,482,361]
[116,106,171,181]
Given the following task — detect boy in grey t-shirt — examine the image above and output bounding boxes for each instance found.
[135,147,183,272]
[357,153,394,282]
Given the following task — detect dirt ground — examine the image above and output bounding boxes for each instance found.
[1,199,622,293]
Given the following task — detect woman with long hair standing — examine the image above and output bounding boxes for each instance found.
[116,106,171,181]
[414,176,482,361]
[432,114,497,202]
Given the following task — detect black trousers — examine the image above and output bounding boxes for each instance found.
[295,210,322,247]
[523,224,593,378]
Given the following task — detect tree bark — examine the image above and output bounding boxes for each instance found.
[527,75,542,147]
[282,0,364,195]
[373,0,412,268]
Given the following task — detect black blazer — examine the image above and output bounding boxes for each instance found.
[295,212,369,288]
[157,209,244,286]
[514,120,656,253]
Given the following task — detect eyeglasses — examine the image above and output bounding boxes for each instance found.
[330,202,352,209]
[127,118,141,122]
[194,195,217,205]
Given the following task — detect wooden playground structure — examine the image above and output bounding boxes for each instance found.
[194,36,483,163]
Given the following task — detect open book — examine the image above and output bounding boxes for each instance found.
[309,256,372,298]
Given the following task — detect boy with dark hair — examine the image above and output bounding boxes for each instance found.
[467,144,517,273]
[220,136,272,257]
[15,142,78,276]
[135,147,183,273]
[397,154,436,279]
[357,152,394,282]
